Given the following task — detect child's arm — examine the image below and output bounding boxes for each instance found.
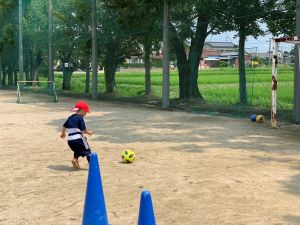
[82,130,93,135]
[60,127,67,138]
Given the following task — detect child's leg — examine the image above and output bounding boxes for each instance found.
[73,152,79,160]
[72,153,80,169]
[69,137,91,167]
[68,141,81,169]
[82,137,91,164]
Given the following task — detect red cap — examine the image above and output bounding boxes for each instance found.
[71,101,90,113]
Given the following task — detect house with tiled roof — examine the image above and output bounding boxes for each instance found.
[200,41,251,68]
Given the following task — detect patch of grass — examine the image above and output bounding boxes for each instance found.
[45,67,294,112]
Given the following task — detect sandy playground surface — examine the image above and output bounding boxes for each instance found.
[1,90,300,225]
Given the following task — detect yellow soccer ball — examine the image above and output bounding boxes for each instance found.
[121,149,136,163]
[256,115,264,123]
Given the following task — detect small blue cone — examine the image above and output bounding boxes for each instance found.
[82,152,109,225]
[138,190,156,225]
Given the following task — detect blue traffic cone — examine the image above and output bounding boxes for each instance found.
[138,190,156,225]
[82,152,109,225]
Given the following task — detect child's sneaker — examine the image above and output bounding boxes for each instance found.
[71,159,80,169]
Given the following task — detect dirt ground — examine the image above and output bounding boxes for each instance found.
[1,90,300,225]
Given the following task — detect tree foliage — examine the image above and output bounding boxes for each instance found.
[0,0,297,105]
[265,0,296,36]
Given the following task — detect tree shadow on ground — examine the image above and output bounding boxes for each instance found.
[34,93,300,204]
[47,104,300,154]
[249,155,300,198]
[281,174,300,195]
[251,156,298,164]
[283,215,300,224]
[170,143,206,153]
[247,155,300,225]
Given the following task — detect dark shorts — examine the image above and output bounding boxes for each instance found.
[68,136,91,158]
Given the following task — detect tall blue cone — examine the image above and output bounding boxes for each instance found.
[138,190,156,225]
[82,152,109,225]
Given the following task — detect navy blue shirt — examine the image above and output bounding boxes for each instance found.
[63,114,86,133]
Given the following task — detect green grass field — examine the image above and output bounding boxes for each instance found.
[46,67,294,112]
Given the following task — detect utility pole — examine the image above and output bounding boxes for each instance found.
[294,0,300,123]
[19,0,23,81]
[48,0,54,85]
[162,0,170,108]
[91,0,98,100]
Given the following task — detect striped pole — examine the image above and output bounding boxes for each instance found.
[271,40,279,128]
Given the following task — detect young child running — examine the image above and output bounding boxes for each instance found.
[60,101,93,169]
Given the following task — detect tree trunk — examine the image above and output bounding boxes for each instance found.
[62,69,73,90]
[25,55,30,84]
[85,61,90,94]
[188,32,206,99]
[180,66,190,99]
[2,65,7,86]
[14,70,18,85]
[104,62,117,93]
[8,64,13,86]
[35,51,43,83]
[0,55,2,88]
[170,16,208,100]
[188,51,202,98]
[29,49,34,84]
[144,36,151,96]
[25,69,29,84]
[172,35,188,99]
[34,67,39,83]
[173,39,204,99]
[238,27,247,105]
